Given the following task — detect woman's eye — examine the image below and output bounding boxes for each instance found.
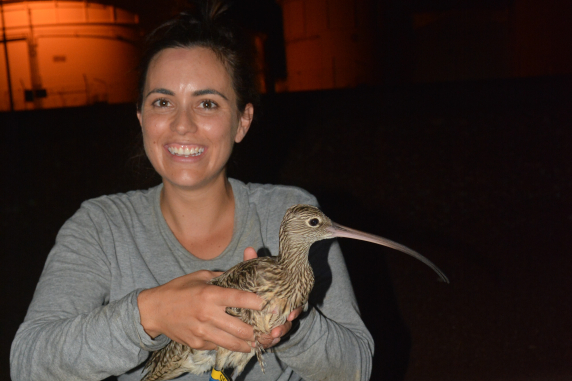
[200,100,217,110]
[153,98,170,108]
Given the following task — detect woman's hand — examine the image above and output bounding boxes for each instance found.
[138,266,263,353]
[138,247,303,353]
[242,247,304,349]
[259,307,303,348]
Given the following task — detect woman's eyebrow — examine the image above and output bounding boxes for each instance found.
[193,89,228,100]
[144,88,229,101]
[145,88,174,99]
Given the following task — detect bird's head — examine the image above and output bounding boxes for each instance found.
[279,205,336,247]
[279,204,449,283]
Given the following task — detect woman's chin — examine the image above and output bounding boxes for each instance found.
[162,171,227,192]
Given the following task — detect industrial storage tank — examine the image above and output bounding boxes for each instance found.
[0,1,141,111]
[277,0,379,92]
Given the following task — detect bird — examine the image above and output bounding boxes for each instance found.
[142,204,449,381]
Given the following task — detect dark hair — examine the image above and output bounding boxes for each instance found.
[136,0,259,113]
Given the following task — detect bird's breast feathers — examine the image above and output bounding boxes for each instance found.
[209,257,303,332]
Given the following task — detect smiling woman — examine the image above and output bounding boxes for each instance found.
[137,47,253,194]
[10,1,373,381]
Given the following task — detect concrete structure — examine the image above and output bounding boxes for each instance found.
[277,0,571,88]
[0,1,140,111]
[277,0,379,92]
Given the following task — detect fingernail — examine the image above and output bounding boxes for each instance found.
[271,338,280,346]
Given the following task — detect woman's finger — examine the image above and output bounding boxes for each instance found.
[218,286,265,312]
[243,246,258,261]
[287,305,304,321]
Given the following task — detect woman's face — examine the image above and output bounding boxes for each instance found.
[137,47,253,191]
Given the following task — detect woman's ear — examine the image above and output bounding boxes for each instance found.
[137,109,143,127]
[235,103,254,143]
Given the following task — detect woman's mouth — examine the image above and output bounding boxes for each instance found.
[167,145,205,157]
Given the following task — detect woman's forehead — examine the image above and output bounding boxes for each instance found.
[146,47,234,93]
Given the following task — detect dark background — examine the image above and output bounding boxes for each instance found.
[2,0,572,380]
[3,77,571,380]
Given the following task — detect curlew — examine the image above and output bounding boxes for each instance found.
[142,204,448,381]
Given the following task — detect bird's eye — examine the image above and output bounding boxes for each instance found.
[309,218,320,227]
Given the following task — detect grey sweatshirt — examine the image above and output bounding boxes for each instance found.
[10,179,373,381]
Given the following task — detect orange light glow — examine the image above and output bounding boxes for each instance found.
[277,0,379,92]
[0,1,141,111]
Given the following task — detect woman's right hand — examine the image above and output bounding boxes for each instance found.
[137,270,263,353]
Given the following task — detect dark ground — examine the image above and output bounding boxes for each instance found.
[1,76,571,380]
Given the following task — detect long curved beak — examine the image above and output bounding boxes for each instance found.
[328,222,449,283]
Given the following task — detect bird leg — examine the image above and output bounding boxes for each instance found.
[253,327,267,373]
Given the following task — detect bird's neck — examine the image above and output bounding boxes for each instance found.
[277,240,314,281]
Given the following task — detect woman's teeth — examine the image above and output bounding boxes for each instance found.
[168,146,205,157]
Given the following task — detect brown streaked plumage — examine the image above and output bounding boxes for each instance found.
[142,204,448,380]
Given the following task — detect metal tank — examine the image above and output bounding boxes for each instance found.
[0,1,140,111]
[277,0,379,92]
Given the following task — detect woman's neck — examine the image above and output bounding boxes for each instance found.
[160,176,236,259]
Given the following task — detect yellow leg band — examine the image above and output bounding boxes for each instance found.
[209,367,232,381]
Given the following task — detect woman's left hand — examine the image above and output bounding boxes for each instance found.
[242,247,304,349]
[262,307,303,348]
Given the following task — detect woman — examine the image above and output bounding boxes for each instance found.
[10,3,373,380]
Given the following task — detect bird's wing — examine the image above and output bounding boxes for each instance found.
[142,340,193,381]
[209,257,287,328]
[209,257,278,295]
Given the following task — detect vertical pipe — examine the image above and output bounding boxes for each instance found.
[27,6,43,109]
[1,2,14,112]
[83,73,90,104]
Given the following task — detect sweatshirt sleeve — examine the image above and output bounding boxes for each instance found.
[10,204,170,381]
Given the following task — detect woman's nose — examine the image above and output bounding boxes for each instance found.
[171,109,197,134]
